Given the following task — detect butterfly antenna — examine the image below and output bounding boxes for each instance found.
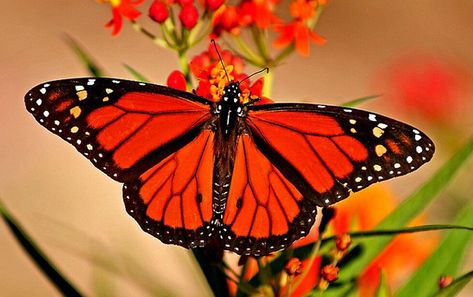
[211,39,231,83]
[239,67,270,84]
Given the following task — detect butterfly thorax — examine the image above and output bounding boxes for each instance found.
[215,82,245,138]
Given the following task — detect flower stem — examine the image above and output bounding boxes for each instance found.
[233,35,266,67]
[178,50,192,90]
[251,26,270,63]
[131,21,171,49]
[262,69,273,98]
[290,237,323,294]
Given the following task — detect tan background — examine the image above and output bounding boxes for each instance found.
[1,1,472,296]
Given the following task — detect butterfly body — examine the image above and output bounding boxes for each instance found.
[25,77,434,256]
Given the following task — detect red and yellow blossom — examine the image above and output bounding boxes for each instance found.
[190,44,270,103]
[99,0,144,35]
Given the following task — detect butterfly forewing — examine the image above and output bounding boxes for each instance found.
[247,103,435,207]
[25,78,212,182]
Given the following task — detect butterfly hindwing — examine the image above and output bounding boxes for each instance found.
[247,103,435,207]
[220,134,318,256]
[123,130,215,248]
[25,78,212,182]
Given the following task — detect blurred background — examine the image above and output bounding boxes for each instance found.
[1,1,472,296]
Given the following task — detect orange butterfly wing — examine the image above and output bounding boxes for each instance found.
[221,134,317,256]
[124,130,216,248]
[25,78,212,182]
[246,104,435,206]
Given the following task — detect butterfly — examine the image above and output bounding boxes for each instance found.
[25,76,434,256]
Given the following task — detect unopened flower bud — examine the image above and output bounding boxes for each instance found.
[149,1,169,23]
[284,257,302,276]
[167,70,187,91]
[321,264,339,282]
[438,275,453,289]
[179,5,199,30]
[335,233,351,252]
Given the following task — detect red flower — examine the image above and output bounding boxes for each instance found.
[149,0,169,23]
[102,0,144,36]
[273,0,326,56]
[179,4,199,30]
[167,70,187,91]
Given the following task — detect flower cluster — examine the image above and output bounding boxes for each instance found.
[187,43,268,103]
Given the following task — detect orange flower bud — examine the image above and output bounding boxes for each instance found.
[285,257,302,276]
[438,275,453,289]
[321,264,339,282]
[335,233,351,252]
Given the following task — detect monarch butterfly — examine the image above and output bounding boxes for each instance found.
[25,70,434,256]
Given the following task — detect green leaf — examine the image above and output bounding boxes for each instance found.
[0,199,84,297]
[342,95,380,107]
[324,136,473,296]
[396,204,473,297]
[375,271,390,297]
[323,224,473,242]
[435,270,473,297]
[64,35,105,77]
[123,64,150,82]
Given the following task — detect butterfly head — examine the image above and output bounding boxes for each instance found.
[222,82,242,103]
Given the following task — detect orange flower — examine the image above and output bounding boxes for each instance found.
[331,185,438,296]
[238,0,280,29]
[100,0,144,35]
[273,0,326,56]
[190,44,271,103]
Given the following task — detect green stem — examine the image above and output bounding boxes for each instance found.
[131,21,171,49]
[178,50,192,91]
[262,69,273,98]
[290,238,322,295]
[233,35,265,67]
[251,26,270,62]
